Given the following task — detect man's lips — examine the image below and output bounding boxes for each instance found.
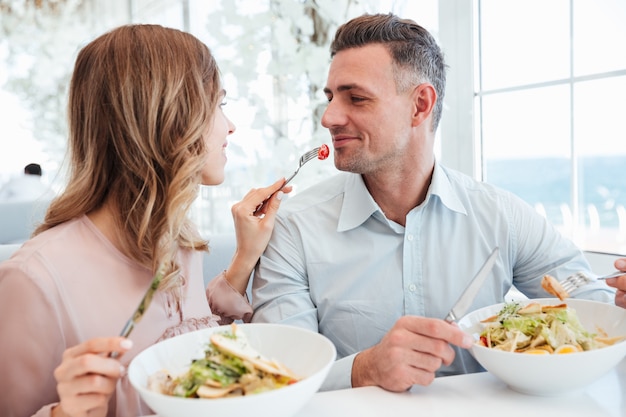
[332,135,359,148]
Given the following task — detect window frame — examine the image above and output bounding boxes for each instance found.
[437,0,626,255]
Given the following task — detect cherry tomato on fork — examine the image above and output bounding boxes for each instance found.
[317,144,330,160]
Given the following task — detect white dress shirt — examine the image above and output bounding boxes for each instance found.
[252,162,615,391]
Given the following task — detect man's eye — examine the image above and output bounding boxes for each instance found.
[351,96,365,103]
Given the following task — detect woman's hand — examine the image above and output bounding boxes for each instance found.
[52,337,133,417]
[225,178,292,294]
[607,258,626,308]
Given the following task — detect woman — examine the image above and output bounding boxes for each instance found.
[0,24,290,417]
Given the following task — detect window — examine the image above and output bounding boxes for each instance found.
[443,0,626,255]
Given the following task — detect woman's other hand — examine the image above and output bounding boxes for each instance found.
[52,337,132,417]
[225,178,292,294]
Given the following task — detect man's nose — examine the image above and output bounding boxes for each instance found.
[321,100,347,128]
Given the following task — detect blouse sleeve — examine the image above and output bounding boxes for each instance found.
[206,271,253,325]
[0,261,65,417]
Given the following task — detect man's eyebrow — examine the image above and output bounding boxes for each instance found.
[323,84,364,94]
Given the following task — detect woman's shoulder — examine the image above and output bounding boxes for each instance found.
[0,216,115,286]
[12,216,88,258]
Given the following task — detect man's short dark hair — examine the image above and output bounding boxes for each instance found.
[24,163,42,176]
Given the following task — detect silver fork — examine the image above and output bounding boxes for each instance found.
[283,146,323,187]
[559,270,625,294]
[253,146,323,215]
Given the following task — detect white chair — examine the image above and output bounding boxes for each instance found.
[202,233,254,299]
[202,233,237,286]
[0,199,50,244]
[0,243,22,263]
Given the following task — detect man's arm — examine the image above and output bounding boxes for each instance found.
[251,215,318,329]
[505,191,614,302]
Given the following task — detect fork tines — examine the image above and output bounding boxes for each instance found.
[559,272,593,293]
[301,147,321,164]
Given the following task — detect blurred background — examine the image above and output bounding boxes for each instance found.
[1,0,625,255]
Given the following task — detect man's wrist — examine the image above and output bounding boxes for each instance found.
[351,351,371,388]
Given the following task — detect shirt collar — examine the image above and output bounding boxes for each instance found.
[426,161,467,215]
[336,161,467,232]
[337,174,380,232]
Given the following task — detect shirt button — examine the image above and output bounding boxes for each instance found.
[407,234,414,241]
[409,284,417,292]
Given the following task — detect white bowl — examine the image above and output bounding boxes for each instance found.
[128,323,336,417]
[457,298,626,396]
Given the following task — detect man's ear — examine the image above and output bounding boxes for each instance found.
[411,83,436,127]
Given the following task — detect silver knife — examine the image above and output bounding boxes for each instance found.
[444,247,499,323]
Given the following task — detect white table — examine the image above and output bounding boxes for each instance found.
[142,357,626,417]
[295,357,626,417]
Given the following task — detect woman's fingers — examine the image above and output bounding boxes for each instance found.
[53,338,133,417]
[63,337,132,360]
[56,374,118,412]
[241,178,292,217]
[55,338,131,387]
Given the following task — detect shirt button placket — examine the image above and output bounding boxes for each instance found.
[404,231,421,315]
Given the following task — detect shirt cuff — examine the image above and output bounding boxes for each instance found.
[206,271,253,324]
[319,353,356,391]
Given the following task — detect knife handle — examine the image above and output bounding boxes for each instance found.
[109,319,135,358]
[444,312,457,323]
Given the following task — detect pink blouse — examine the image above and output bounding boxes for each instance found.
[0,216,251,417]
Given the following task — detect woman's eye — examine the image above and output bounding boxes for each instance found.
[219,101,227,107]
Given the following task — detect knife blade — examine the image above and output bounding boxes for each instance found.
[110,265,165,358]
[444,247,499,323]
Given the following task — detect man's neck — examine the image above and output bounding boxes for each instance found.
[362,158,435,226]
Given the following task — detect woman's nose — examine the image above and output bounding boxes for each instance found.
[227,116,236,135]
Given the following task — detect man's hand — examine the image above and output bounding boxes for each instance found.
[351,315,474,392]
[607,258,626,308]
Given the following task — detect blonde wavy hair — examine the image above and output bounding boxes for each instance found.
[35,24,219,296]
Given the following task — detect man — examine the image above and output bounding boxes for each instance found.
[251,13,621,392]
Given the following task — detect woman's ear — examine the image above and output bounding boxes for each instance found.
[411,83,436,127]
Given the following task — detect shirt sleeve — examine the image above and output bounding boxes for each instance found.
[206,271,253,324]
[251,216,353,389]
[251,215,319,329]
[0,261,65,417]
[319,355,356,391]
[506,191,615,302]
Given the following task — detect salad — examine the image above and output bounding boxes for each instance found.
[477,301,625,354]
[148,324,300,398]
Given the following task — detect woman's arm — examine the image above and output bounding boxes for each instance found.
[0,264,66,417]
[205,178,291,323]
[222,178,291,294]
